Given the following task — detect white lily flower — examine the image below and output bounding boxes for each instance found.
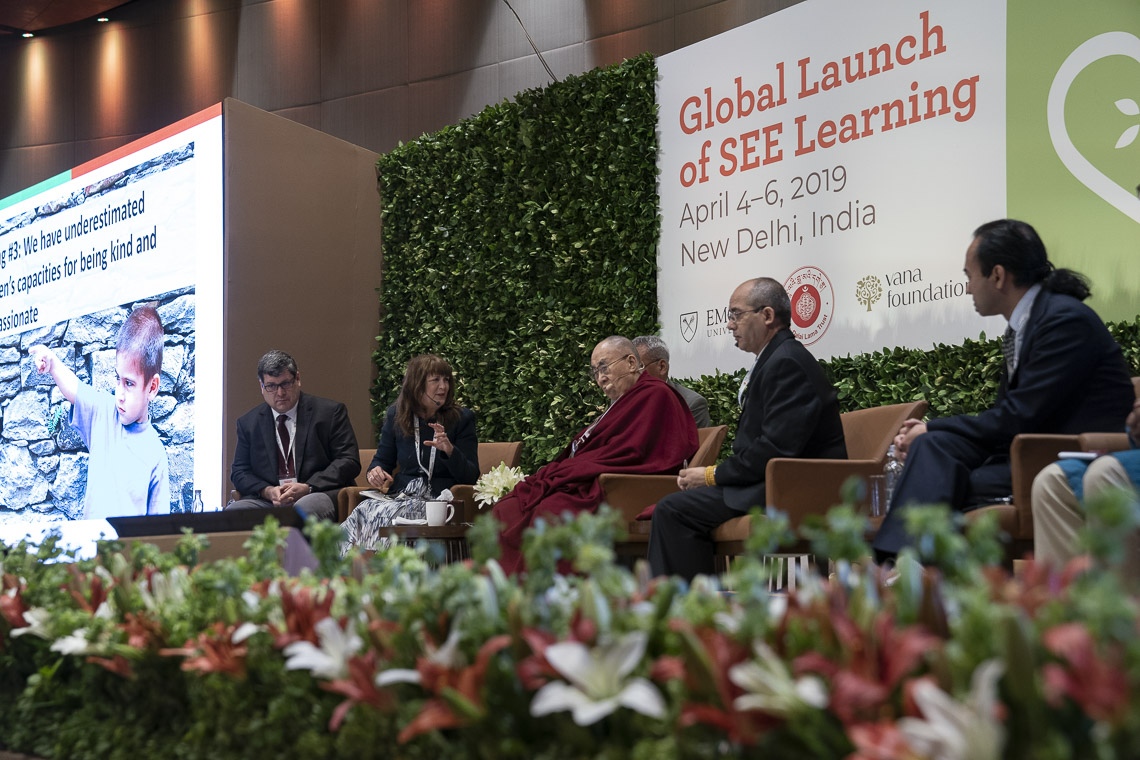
[375,623,466,688]
[10,607,52,639]
[714,608,743,635]
[543,575,579,614]
[897,659,1005,760]
[140,567,189,612]
[232,622,261,644]
[375,667,421,687]
[282,616,362,680]
[241,590,261,611]
[530,631,666,725]
[427,624,464,668]
[51,627,95,655]
[730,641,828,716]
[473,464,526,506]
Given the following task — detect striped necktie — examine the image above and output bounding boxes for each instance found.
[1001,325,1016,375]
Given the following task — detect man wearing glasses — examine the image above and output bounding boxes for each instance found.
[493,336,699,575]
[648,277,847,581]
[228,349,360,519]
[632,335,712,427]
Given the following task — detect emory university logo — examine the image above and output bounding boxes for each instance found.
[783,266,834,346]
[679,311,698,342]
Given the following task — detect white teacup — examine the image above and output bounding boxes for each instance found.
[425,500,455,526]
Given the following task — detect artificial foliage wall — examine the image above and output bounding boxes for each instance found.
[375,54,660,468]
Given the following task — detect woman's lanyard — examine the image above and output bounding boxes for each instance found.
[414,416,438,481]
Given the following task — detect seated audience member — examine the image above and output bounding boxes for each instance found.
[343,354,479,547]
[1032,396,1140,570]
[493,336,698,575]
[228,350,360,520]
[649,278,847,582]
[633,335,712,427]
[873,220,1134,562]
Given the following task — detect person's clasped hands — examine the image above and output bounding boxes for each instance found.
[892,418,927,462]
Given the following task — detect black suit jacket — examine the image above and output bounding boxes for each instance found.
[369,404,480,495]
[719,329,847,510]
[230,392,361,504]
[927,289,1134,451]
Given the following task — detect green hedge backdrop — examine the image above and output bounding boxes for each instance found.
[375,54,1140,470]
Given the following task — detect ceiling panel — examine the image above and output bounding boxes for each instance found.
[0,0,133,36]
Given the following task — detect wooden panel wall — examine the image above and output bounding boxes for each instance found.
[0,0,798,200]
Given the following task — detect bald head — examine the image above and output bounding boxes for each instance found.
[728,277,790,355]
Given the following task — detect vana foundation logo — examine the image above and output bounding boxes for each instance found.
[855,275,883,311]
[784,266,833,346]
[856,269,968,312]
[1048,32,1140,224]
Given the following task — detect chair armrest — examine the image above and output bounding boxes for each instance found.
[765,459,882,529]
[337,486,373,522]
[1009,434,1080,539]
[1078,432,1131,453]
[597,474,681,522]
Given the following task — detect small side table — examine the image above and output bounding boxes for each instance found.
[377,524,470,564]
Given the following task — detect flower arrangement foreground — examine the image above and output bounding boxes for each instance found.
[0,487,1138,760]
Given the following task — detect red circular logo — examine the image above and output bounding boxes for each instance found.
[791,284,821,328]
[783,266,834,346]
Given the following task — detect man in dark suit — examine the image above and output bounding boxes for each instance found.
[228,349,361,520]
[648,277,847,581]
[633,335,712,427]
[873,219,1135,559]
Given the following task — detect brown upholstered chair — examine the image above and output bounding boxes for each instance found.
[450,441,524,523]
[599,425,729,522]
[597,425,729,560]
[712,400,929,565]
[963,376,1140,558]
[337,441,523,523]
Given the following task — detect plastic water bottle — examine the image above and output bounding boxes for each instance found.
[193,489,204,513]
[883,445,904,509]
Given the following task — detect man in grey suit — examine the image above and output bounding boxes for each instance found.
[228,350,361,520]
[633,335,712,427]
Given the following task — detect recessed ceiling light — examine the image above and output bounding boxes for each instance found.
[22,32,33,38]
[97,17,110,22]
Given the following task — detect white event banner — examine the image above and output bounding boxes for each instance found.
[657,0,1006,377]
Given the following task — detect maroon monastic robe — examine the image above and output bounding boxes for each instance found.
[493,372,698,574]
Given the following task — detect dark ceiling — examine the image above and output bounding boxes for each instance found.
[0,0,133,36]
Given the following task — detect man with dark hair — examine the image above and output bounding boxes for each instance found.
[873,219,1135,560]
[632,335,711,427]
[228,349,360,520]
[648,278,847,581]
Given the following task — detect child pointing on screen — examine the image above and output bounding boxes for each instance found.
[31,305,171,519]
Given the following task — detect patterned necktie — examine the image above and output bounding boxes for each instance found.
[1001,325,1016,376]
[277,414,294,478]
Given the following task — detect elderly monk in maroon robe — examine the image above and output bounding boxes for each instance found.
[494,336,699,575]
